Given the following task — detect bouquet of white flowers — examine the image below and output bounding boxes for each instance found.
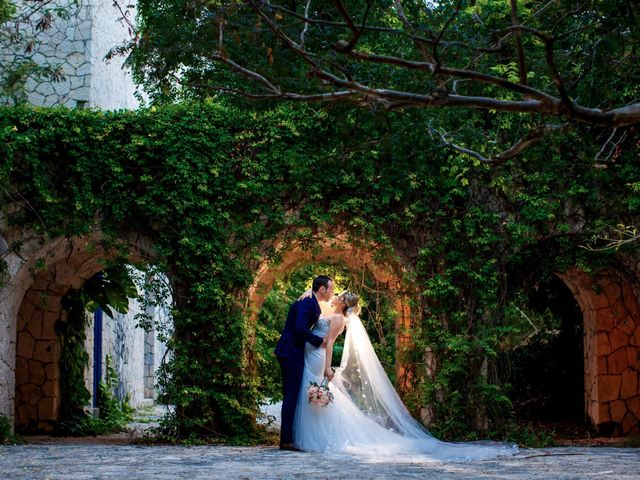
[307,377,334,407]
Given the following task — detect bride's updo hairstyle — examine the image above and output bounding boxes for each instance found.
[339,291,360,316]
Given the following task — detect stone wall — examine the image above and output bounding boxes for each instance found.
[1,0,158,431]
[10,257,169,432]
[103,302,146,407]
[86,0,141,109]
[0,0,141,109]
[11,240,107,432]
[101,294,168,408]
[0,225,106,425]
[0,227,20,423]
[83,280,169,411]
[14,270,62,432]
[560,269,640,435]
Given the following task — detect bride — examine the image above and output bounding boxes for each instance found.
[293,291,518,461]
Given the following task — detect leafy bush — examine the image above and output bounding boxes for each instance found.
[0,414,18,444]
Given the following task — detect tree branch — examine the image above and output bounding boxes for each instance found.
[172,69,359,103]
[200,2,640,128]
[595,128,628,163]
[510,0,528,86]
[299,0,312,48]
[312,69,549,113]
[112,0,138,41]
[433,0,463,66]
[333,0,358,34]
[392,0,433,62]
[581,224,640,251]
[428,126,493,164]
[208,54,281,95]
[335,46,558,105]
[494,123,570,162]
[268,2,504,54]
[428,123,569,164]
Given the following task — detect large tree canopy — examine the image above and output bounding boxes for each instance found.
[128,0,640,162]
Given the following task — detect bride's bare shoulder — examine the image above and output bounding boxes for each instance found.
[326,313,345,325]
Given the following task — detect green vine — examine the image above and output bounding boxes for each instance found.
[56,267,135,435]
[57,287,92,432]
[1,102,638,442]
[97,354,133,432]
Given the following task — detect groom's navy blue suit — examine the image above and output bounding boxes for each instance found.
[274,295,324,445]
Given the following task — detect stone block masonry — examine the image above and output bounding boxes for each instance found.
[561,269,640,436]
[0,0,142,110]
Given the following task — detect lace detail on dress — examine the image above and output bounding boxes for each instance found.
[311,316,331,336]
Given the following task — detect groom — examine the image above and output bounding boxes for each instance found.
[274,274,334,451]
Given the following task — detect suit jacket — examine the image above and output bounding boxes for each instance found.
[274,295,324,360]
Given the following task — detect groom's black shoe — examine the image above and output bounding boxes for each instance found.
[279,443,301,452]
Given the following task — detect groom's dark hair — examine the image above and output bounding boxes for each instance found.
[312,275,333,292]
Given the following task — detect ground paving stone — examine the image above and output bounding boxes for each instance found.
[1,444,639,479]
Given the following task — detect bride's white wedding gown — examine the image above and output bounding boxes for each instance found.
[293,315,518,461]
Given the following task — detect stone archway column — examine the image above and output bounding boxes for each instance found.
[393,299,413,391]
[559,269,640,435]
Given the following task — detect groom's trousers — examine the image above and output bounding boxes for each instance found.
[277,355,305,445]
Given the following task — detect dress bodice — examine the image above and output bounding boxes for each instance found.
[310,316,330,337]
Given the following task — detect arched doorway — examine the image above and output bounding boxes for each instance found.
[246,233,414,391]
[8,234,159,433]
[500,263,639,437]
[504,274,585,431]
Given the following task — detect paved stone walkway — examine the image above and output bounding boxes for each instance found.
[2,406,638,479]
[1,444,639,479]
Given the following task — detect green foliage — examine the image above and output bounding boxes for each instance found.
[56,266,136,436]
[0,1,16,24]
[502,422,557,448]
[4,1,639,444]
[0,413,19,444]
[131,0,640,105]
[127,0,640,162]
[96,355,134,432]
[1,101,638,442]
[0,0,72,104]
[81,266,138,318]
[623,436,640,448]
[57,287,92,431]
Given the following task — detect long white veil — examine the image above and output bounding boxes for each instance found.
[332,313,518,459]
[334,313,434,439]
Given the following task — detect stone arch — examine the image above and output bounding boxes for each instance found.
[559,268,640,435]
[246,232,414,388]
[4,233,156,433]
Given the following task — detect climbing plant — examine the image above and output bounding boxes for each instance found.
[56,265,137,435]
[1,100,638,442]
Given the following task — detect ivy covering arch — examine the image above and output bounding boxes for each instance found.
[1,101,638,441]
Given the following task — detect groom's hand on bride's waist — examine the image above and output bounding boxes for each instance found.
[320,337,327,348]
